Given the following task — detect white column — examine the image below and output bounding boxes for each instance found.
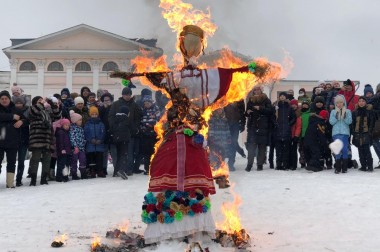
[9,59,19,88]
[36,60,46,96]
[91,60,101,92]
[64,59,75,92]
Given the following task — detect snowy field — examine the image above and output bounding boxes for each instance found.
[1,148,380,252]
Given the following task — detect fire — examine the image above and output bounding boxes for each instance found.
[159,0,217,50]
[217,185,243,234]
[118,221,129,233]
[91,236,101,250]
[211,153,230,178]
[53,233,68,243]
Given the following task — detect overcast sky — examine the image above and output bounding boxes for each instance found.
[1,0,380,91]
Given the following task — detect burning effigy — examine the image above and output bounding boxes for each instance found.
[107,0,282,251]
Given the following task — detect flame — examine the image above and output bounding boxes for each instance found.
[91,236,101,250]
[211,155,230,178]
[280,48,294,79]
[53,233,68,243]
[159,0,217,50]
[118,221,130,233]
[217,185,242,234]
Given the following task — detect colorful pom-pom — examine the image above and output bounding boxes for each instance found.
[194,134,204,144]
[184,128,194,136]
[205,200,211,210]
[175,211,183,221]
[121,79,131,87]
[248,62,257,73]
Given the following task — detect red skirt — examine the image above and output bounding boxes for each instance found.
[148,132,216,196]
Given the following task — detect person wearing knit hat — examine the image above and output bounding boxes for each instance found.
[55,117,72,182]
[141,88,152,97]
[61,88,70,98]
[69,110,86,179]
[142,95,154,104]
[69,110,82,124]
[13,96,26,107]
[84,104,106,178]
[319,110,329,121]
[352,95,375,171]
[74,96,84,106]
[32,96,43,106]
[0,90,11,100]
[122,87,132,96]
[89,106,99,116]
[330,94,352,174]
[279,91,287,99]
[364,84,374,99]
[290,99,298,107]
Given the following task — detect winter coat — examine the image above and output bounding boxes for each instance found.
[140,104,160,136]
[55,127,72,156]
[291,109,302,138]
[326,89,339,109]
[329,108,352,136]
[99,105,113,144]
[69,106,89,126]
[109,97,142,136]
[338,82,359,111]
[28,103,60,150]
[304,116,328,149]
[208,110,231,153]
[274,100,296,141]
[69,124,86,151]
[111,113,131,143]
[224,100,246,128]
[0,102,23,149]
[18,105,30,146]
[351,104,375,147]
[84,117,106,152]
[246,93,273,145]
[61,98,75,119]
[300,109,310,138]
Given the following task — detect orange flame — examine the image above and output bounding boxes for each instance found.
[159,0,217,50]
[217,185,242,234]
[210,152,230,178]
[118,221,130,233]
[91,236,101,250]
[53,233,68,243]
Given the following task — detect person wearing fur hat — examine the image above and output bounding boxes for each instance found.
[84,106,106,178]
[69,96,89,126]
[28,95,61,186]
[289,99,302,170]
[13,95,30,186]
[351,96,375,172]
[329,94,352,174]
[69,110,86,179]
[108,87,142,176]
[11,83,31,106]
[0,90,24,188]
[297,88,311,105]
[55,118,72,182]
[245,86,273,171]
[273,92,296,170]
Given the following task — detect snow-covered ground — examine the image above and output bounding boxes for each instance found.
[1,148,380,252]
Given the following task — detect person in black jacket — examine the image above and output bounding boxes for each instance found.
[352,96,375,172]
[224,99,246,171]
[108,87,142,176]
[13,96,30,187]
[245,86,273,171]
[0,90,24,188]
[274,92,296,170]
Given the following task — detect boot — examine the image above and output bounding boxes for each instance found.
[358,167,367,172]
[48,169,56,181]
[72,173,81,180]
[40,173,49,185]
[245,164,252,172]
[342,159,348,173]
[368,165,374,172]
[80,169,88,179]
[335,159,342,174]
[97,170,106,178]
[257,165,263,171]
[30,174,37,186]
[6,173,15,188]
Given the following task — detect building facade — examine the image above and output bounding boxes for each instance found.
[2,24,163,97]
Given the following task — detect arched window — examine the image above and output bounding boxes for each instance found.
[102,61,119,71]
[75,62,91,71]
[47,61,64,71]
[19,61,36,71]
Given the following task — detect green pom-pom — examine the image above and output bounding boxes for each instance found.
[122,79,131,87]
[248,62,257,73]
[142,210,148,218]
[205,200,211,210]
[183,128,194,137]
[174,211,183,221]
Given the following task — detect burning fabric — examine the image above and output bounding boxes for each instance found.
[214,229,251,249]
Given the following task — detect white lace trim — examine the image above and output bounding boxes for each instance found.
[144,211,216,244]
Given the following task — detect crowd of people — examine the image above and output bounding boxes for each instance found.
[1,79,380,189]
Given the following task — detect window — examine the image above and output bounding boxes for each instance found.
[102,61,119,71]
[47,61,64,71]
[19,61,36,71]
[75,62,91,71]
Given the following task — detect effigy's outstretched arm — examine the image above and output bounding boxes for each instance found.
[109,71,169,89]
[227,60,281,82]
